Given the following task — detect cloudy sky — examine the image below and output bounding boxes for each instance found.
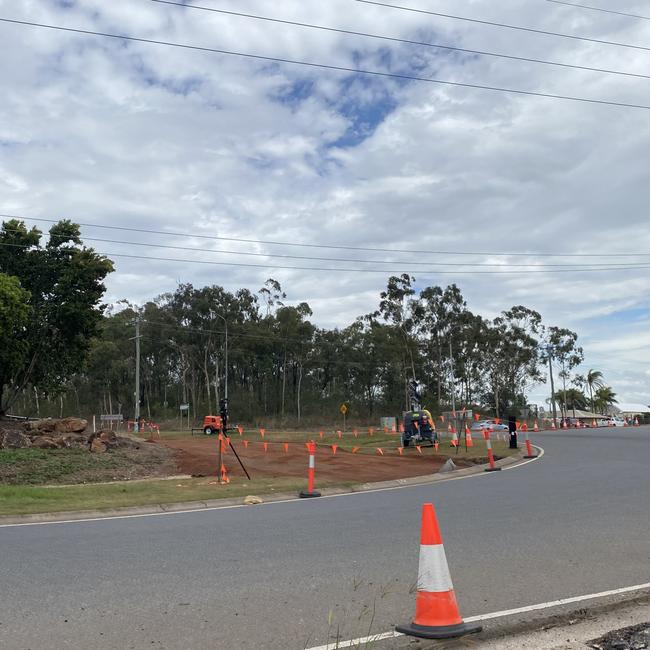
[2,0,650,404]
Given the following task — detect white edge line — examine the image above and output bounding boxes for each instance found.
[305,580,650,650]
[0,446,544,529]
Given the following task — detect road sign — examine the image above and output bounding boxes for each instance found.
[100,414,124,422]
[340,404,348,415]
[179,404,190,412]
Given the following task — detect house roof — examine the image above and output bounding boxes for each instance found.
[616,403,650,414]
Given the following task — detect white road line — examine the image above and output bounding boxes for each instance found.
[0,447,544,529]
[305,581,650,650]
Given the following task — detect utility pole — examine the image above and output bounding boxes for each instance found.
[225,319,228,400]
[449,340,456,413]
[547,345,557,426]
[214,313,228,400]
[131,318,142,432]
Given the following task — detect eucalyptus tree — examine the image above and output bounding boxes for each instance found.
[0,219,113,415]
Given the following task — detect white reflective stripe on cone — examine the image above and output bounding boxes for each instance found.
[417,544,454,593]
[486,439,492,450]
[309,456,315,469]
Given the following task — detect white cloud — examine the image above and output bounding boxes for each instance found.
[1,0,650,401]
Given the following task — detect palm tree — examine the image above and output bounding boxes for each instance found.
[586,369,605,414]
[593,386,618,414]
[554,389,588,413]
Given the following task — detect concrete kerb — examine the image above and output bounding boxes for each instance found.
[0,448,530,526]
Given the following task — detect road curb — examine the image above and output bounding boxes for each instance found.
[0,449,530,525]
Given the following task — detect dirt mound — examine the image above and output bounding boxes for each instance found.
[161,438,475,483]
[0,418,135,452]
[589,622,650,649]
[24,417,88,435]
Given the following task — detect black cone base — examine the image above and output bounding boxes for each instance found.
[299,490,321,498]
[395,621,482,640]
[524,455,537,459]
[484,467,502,472]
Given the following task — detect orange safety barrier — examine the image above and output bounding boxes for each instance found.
[299,441,320,498]
[482,427,501,472]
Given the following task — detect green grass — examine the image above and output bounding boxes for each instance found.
[0,476,353,517]
[0,447,172,485]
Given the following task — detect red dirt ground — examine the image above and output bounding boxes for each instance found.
[159,438,479,483]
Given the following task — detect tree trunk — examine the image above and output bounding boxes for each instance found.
[281,347,287,418]
[297,362,303,421]
[203,348,212,415]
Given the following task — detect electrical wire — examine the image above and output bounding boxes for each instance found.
[545,0,650,21]
[2,241,650,274]
[149,0,650,82]
[3,225,650,268]
[2,17,650,110]
[4,215,650,259]
[354,0,650,53]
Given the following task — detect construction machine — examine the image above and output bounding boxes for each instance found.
[401,379,438,448]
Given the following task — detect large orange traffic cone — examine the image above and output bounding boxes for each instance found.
[396,504,482,640]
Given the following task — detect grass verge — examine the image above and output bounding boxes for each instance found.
[0,476,354,517]
[0,446,173,485]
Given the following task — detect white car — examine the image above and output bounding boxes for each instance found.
[471,419,509,432]
[609,417,627,427]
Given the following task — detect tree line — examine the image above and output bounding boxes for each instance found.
[1,218,614,424]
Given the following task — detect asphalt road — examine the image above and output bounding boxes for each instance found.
[1,426,649,649]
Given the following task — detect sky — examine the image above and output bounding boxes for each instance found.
[1,0,650,405]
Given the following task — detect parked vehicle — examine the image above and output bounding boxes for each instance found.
[471,419,509,432]
[202,414,223,435]
[609,416,626,427]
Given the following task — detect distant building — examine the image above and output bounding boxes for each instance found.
[616,403,650,417]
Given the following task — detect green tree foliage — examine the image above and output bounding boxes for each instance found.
[2,236,587,421]
[40,278,583,423]
[585,369,605,413]
[0,273,32,399]
[0,219,113,414]
[593,386,618,414]
[554,388,588,413]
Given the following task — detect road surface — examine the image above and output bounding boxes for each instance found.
[1,426,649,649]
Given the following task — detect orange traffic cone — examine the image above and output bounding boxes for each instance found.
[634,417,640,426]
[551,419,556,430]
[533,420,539,432]
[464,425,473,447]
[396,504,482,640]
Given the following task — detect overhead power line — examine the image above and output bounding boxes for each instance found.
[2,17,650,110]
[354,0,650,53]
[3,224,650,269]
[4,214,650,259]
[149,0,650,81]
[2,241,650,275]
[545,0,650,21]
